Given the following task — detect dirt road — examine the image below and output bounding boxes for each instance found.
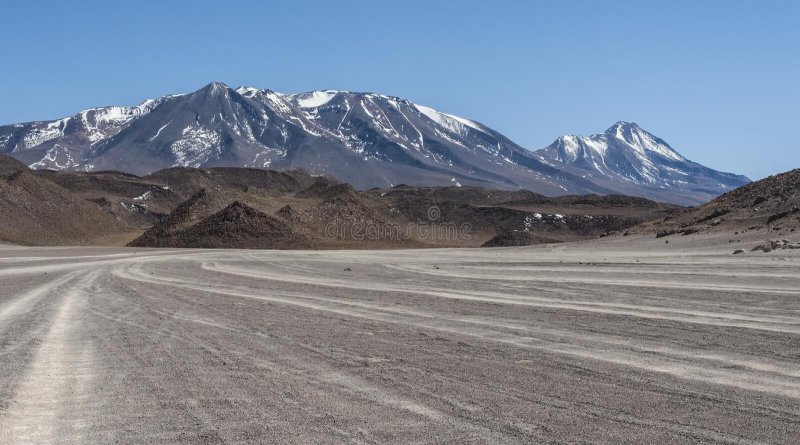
[1,238,799,443]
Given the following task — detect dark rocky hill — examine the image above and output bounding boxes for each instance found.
[633,169,800,239]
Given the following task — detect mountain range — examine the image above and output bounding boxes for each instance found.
[0,82,749,205]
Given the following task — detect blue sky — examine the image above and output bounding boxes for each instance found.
[1,0,797,179]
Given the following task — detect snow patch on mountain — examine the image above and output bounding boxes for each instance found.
[293,90,338,108]
[21,122,65,149]
[413,104,488,136]
[29,144,80,169]
[235,86,261,97]
[170,124,222,167]
[149,121,172,142]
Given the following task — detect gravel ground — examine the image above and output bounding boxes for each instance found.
[1,236,799,443]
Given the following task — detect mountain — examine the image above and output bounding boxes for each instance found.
[0,82,748,204]
[536,122,750,204]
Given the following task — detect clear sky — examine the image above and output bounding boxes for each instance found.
[1,0,797,179]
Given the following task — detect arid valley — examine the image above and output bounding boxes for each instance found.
[2,2,798,442]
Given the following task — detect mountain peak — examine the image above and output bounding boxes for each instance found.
[608,120,636,127]
[199,81,231,95]
[604,121,650,139]
[601,121,681,158]
[536,122,749,201]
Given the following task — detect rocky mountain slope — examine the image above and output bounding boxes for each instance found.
[130,201,309,249]
[124,173,678,249]
[1,82,749,204]
[631,168,800,240]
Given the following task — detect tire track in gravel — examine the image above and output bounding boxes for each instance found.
[0,272,80,323]
[114,263,800,400]
[200,261,800,334]
[90,267,522,443]
[0,272,101,445]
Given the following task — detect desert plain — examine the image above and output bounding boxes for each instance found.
[0,232,799,444]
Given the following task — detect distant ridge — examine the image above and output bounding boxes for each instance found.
[0,82,749,204]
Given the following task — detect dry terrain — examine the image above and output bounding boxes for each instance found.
[634,168,800,239]
[1,233,799,443]
[1,155,677,249]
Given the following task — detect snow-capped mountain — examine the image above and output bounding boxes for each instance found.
[0,82,748,204]
[0,82,600,196]
[535,122,750,202]
[0,98,166,170]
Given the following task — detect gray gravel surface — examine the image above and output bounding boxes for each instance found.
[1,238,799,443]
